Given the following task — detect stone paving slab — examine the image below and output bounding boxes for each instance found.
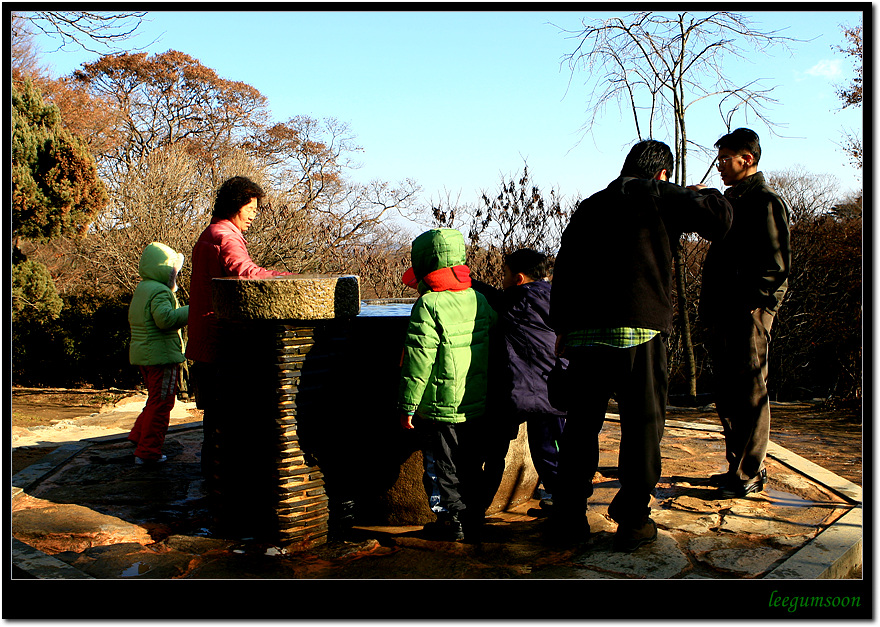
[11,395,198,449]
[9,411,863,584]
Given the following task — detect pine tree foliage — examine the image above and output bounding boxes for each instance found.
[12,76,108,243]
[11,258,64,321]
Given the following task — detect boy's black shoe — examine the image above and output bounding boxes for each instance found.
[423,512,464,541]
[613,518,657,553]
[718,468,767,498]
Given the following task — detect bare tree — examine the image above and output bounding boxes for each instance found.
[555,11,799,401]
[557,12,798,179]
[11,13,49,80]
[475,165,571,255]
[68,144,210,295]
[762,167,859,403]
[249,177,421,274]
[429,165,572,286]
[13,10,150,54]
[766,166,840,223]
[26,45,425,316]
[331,230,414,300]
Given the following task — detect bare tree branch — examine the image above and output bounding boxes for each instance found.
[14,11,154,54]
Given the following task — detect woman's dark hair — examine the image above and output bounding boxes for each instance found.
[212,176,265,219]
[504,248,552,281]
[620,139,674,180]
[714,127,762,165]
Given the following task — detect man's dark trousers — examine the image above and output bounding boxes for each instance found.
[555,335,667,526]
[708,307,774,481]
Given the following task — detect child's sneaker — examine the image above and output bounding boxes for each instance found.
[135,454,167,465]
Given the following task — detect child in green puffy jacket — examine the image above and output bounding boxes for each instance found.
[128,242,189,465]
[398,228,496,542]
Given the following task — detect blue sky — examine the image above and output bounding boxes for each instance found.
[31,8,864,227]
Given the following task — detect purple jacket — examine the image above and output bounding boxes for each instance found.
[476,279,567,417]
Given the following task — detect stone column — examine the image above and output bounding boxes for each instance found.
[209,275,359,549]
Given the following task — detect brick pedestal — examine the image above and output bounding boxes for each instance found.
[209,275,358,548]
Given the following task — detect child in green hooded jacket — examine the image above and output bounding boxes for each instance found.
[128,242,189,465]
[399,228,496,541]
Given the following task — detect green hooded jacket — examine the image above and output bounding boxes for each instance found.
[128,242,190,366]
[398,229,497,422]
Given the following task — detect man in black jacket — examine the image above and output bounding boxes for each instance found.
[550,139,732,551]
[697,128,791,498]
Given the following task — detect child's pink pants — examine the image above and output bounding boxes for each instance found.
[129,364,179,460]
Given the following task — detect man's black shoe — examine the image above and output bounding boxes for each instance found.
[708,471,732,487]
[719,469,767,498]
[613,518,657,553]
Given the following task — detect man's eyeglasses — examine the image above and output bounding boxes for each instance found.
[715,155,748,169]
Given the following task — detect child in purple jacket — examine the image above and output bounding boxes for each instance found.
[474,249,567,515]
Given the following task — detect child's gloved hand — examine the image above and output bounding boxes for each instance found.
[400,412,414,430]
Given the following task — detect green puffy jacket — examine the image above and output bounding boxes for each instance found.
[399,229,497,423]
[129,242,190,366]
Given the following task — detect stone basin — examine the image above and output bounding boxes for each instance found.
[212,274,361,321]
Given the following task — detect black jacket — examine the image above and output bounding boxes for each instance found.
[551,176,732,336]
[699,172,791,323]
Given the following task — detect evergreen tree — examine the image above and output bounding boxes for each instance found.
[11,259,63,321]
[12,76,107,246]
[12,76,107,321]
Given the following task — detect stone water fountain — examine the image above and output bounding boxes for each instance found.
[208,275,539,549]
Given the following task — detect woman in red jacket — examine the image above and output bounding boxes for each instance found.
[186,176,293,481]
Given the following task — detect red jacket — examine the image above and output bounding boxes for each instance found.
[186,218,291,363]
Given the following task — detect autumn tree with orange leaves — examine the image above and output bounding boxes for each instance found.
[32,50,418,297]
[71,50,270,185]
[834,20,862,169]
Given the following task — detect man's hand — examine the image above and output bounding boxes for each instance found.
[687,184,707,191]
[555,334,566,357]
[400,412,414,430]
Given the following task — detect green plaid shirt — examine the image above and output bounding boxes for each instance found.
[565,327,659,349]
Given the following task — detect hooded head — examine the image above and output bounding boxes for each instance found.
[410,228,467,282]
[139,242,185,292]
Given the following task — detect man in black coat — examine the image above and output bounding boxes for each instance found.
[696,128,791,498]
[550,139,732,551]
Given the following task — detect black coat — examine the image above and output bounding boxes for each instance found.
[551,176,733,336]
[699,172,791,323]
